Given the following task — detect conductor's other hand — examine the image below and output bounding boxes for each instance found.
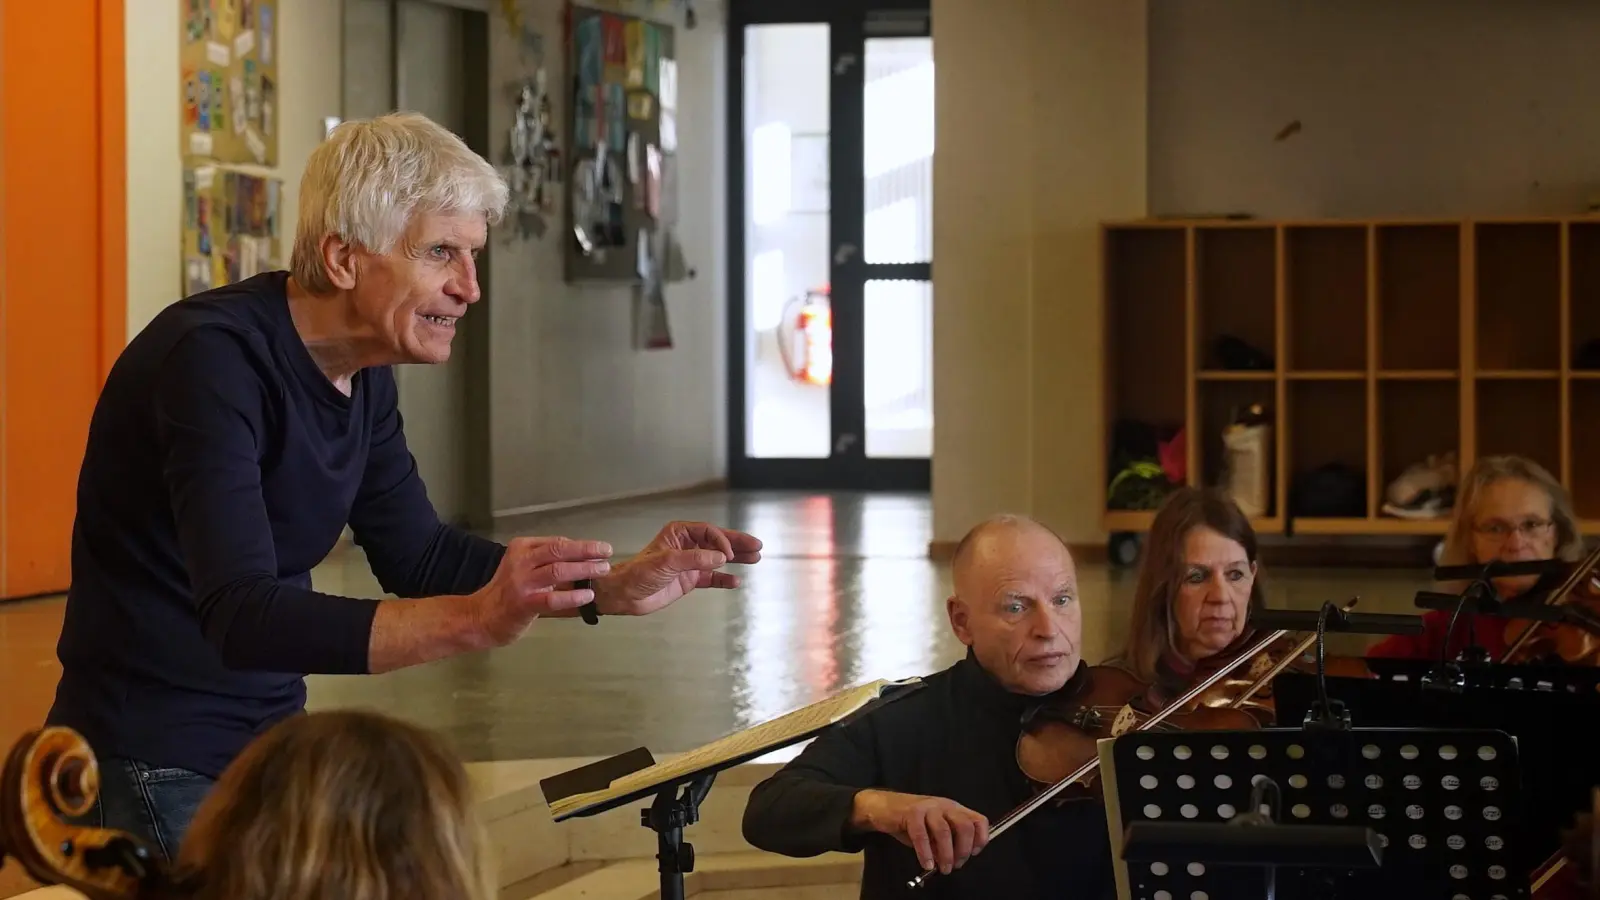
[593,521,764,617]
[473,536,614,645]
[849,789,990,875]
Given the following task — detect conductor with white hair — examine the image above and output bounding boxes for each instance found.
[45,112,762,858]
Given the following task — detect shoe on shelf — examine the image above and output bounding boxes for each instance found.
[1381,452,1457,519]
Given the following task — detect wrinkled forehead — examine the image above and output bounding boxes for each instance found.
[966,534,1076,599]
[1472,477,1552,522]
[405,210,489,249]
[1181,525,1250,569]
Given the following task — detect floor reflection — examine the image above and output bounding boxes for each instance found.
[0,491,1433,771]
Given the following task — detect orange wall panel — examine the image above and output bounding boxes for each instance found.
[0,0,126,599]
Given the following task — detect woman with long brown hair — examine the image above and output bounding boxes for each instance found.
[1104,486,1267,703]
[173,709,495,900]
[1366,454,1583,661]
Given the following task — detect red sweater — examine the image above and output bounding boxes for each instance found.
[1366,609,1510,661]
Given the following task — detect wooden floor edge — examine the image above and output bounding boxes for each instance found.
[492,478,729,521]
[928,539,1433,569]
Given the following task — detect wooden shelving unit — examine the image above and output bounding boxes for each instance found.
[1101,216,1600,544]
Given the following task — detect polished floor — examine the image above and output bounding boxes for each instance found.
[0,491,1434,771]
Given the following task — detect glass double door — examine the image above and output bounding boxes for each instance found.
[728,0,933,490]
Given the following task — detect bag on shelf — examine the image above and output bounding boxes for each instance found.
[1222,404,1272,518]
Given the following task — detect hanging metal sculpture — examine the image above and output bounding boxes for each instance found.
[505,70,560,239]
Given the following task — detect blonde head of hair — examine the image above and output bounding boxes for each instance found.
[175,709,494,900]
[289,111,508,293]
[1437,454,1583,582]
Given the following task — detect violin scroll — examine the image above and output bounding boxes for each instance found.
[0,727,168,900]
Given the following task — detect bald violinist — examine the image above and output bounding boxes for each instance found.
[741,515,1114,900]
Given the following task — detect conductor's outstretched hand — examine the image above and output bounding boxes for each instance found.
[595,520,763,616]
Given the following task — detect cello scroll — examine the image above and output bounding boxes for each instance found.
[0,727,170,900]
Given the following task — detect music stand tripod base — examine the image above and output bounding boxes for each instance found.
[1099,727,1528,900]
[643,773,716,900]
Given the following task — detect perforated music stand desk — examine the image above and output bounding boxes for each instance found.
[1099,728,1527,900]
[539,677,923,900]
[1275,666,1600,867]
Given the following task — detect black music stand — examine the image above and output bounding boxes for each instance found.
[539,677,924,900]
[1099,727,1528,900]
[1425,557,1594,669]
[1275,666,1600,874]
[1253,602,1425,731]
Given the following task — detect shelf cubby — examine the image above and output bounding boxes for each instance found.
[1568,380,1600,520]
[1475,222,1561,371]
[1286,380,1368,522]
[1474,379,1561,484]
[1569,222,1600,373]
[1101,215,1600,549]
[1376,224,1460,372]
[1104,227,1187,501]
[1285,225,1368,374]
[1375,379,1459,525]
[1195,227,1277,372]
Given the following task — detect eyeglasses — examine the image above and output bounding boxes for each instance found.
[1472,518,1554,540]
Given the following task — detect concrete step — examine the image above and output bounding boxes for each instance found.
[510,851,860,900]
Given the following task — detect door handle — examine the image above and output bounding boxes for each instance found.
[834,243,857,265]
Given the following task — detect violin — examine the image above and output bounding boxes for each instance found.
[0,726,173,900]
[1015,597,1358,797]
[906,597,1360,890]
[1530,787,1600,899]
[1502,544,1600,667]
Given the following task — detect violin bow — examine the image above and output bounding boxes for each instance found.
[0,727,170,900]
[1503,542,1600,661]
[909,597,1357,890]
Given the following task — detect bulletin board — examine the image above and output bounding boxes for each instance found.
[182,166,283,297]
[180,0,279,166]
[565,4,678,283]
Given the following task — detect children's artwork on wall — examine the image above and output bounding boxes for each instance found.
[178,0,279,166]
[181,165,282,295]
[504,69,561,239]
[565,3,680,292]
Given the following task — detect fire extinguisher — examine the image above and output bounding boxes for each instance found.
[777,284,832,386]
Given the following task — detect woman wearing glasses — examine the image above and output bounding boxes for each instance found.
[1366,455,1585,660]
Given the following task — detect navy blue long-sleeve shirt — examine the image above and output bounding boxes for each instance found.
[47,271,505,777]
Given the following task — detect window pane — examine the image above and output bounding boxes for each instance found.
[864,280,933,458]
[744,24,832,458]
[863,37,933,265]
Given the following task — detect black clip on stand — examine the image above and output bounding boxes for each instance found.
[644,773,715,900]
[1306,601,1352,731]
[1423,561,1499,693]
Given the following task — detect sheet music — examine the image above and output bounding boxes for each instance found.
[547,677,922,818]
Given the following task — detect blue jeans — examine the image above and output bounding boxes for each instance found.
[73,757,216,863]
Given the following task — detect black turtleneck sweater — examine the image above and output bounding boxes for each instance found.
[741,656,1115,900]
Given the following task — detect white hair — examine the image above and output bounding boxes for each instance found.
[290,111,509,292]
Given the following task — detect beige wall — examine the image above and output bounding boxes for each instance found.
[929,0,1148,547]
[485,0,726,515]
[1148,0,1600,219]
[125,0,343,338]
